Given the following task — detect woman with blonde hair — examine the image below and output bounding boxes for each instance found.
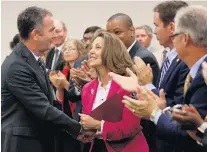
[79,30,149,152]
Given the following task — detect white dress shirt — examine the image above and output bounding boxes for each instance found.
[93,79,112,136]
[127,40,136,53]
[92,79,112,110]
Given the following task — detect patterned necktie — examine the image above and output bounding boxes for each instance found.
[184,73,192,94]
[159,57,170,88]
[162,49,168,64]
[38,58,46,75]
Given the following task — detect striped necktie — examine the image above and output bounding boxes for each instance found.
[159,57,170,87]
[184,73,192,94]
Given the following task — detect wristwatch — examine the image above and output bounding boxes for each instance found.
[196,122,207,138]
[150,107,161,122]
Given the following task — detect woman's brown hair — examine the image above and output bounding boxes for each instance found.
[91,30,134,76]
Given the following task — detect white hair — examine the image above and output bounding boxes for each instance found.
[175,5,207,47]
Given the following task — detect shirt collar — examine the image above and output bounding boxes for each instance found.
[166,48,177,64]
[190,54,207,79]
[55,42,65,51]
[127,40,136,52]
[31,51,39,61]
[147,45,152,51]
[98,78,112,90]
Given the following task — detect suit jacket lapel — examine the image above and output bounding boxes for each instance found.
[129,41,141,60]
[106,81,119,100]
[185,57,207,103]
[159,56,180,89]
[17,42,50,97]
[46,47,55,69]
[86,80,99,112]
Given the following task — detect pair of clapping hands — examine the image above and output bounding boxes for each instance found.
[49,61,97,90]
[70,60,97,89]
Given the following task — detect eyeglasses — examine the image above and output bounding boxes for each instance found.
[169,32,184,38]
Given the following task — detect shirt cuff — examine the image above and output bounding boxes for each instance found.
[74,87,81,95]
[96,120,104,135]
[153,110,162,125]
[144,84,156,91]
[198,122,207,132]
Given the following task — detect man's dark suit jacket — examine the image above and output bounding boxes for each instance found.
[1,42,81,152]
[154,57,207,152]
[151,56,189,152]
[45,47,63,71]
[154,56,189,106]
[129,40,160,85]
[203,129,207,149]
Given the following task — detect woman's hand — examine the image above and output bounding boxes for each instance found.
[79,113,101,130]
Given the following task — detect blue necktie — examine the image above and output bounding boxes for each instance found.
[159,57,170,88]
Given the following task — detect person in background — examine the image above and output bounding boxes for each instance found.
[82,26,101,52]
[106,13,159,85]
[136,25,162,65]
[46,20,68,71]
[50,39,87,152]
[10,33,20,49]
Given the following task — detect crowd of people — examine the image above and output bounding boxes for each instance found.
[2,1,207,152]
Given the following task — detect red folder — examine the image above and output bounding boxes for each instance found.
[89,93,124,122]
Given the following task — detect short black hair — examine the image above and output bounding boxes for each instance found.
[154,1,188,26]
[107,13,133,27]
[10,33,20,49]
[17,6,52,40]
[83,26,101,35]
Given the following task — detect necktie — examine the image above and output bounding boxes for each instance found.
[184,73,192,94]
[162,49,168,64]
[38,58,46,76]
[159,57,170,88]
[52,49,59,70]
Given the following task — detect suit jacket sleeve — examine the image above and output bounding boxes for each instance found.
[102,92,141,141]
[202,129,207,148]
[64,80,81,102]
[156,84,207,150]
[6,62,81,137]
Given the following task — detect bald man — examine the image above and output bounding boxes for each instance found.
[46,20,68,71]
[106,13,159,85]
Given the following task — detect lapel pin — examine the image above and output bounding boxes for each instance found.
[91,89,94,95]
[176,58,180,62]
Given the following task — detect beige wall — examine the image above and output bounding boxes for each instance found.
[2,1,207,63]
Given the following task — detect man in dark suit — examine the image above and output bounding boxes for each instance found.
[1,6,82,152]
[121,5,207,152]
[106,13,159,85]
[45,20,68,71]
[142,2,189,151]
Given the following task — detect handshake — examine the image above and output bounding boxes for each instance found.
[77,113,102,143]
